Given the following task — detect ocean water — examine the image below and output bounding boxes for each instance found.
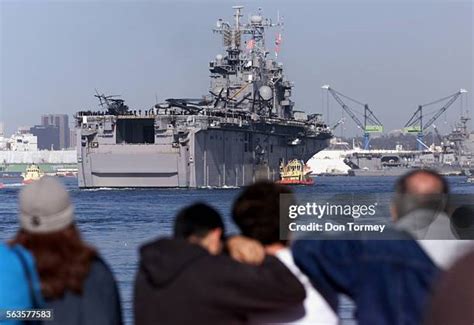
[1,176,472,324]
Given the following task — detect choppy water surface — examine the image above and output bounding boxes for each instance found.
[1,176,472,324]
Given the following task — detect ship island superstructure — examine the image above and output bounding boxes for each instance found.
[75,6,332,188]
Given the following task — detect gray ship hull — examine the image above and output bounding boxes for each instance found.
[77,118,330,188]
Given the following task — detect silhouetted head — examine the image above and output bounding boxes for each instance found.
[232,181,294,246]
[174,203,224,255]
[391,169,449,221]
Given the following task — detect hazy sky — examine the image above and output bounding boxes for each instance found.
[1,0,472,137]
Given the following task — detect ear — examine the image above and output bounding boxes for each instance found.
[206,228,223,255]
[209,228,222,243]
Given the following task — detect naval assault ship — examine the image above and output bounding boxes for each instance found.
[75,6,332,188]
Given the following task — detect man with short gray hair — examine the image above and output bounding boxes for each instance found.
[292,169,456,325]
[392,169,474,269]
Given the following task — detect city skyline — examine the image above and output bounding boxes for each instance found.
[0,113,74,150]
[1,0,472,137]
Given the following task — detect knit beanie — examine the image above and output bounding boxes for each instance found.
[19,177,74,233]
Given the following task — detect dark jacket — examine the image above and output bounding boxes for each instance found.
[46,257,122,325]
[134,238,306,325]
[425,251,474,325]
[292,230,440,325]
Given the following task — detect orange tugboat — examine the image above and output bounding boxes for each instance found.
[276,159,314,185]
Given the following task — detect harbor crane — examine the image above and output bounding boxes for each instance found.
[322,85,383,149]
[331,118,345,131]
[404,89,468,150]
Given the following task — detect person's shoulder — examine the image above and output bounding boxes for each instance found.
[0,243,42,309]
[204,252,283,273]
[87,255,116,284]
[0,244,35,270]
[139,237,206,258]
[0,242,8,252]
[198,253,296,292]
[274,247,292,264]
[447,250,474,276]
[292,238,363,260]
[78,255,121,303]
[200,251,239,269]
[139,237,173,252]
[292,236,425,265]
[0,243,21,273]
[0,243,26,258]
[0,243,14,260]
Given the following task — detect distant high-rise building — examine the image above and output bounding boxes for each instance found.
[30,125,60,150]
[0,122,4,136]
[41,114,70,149]
[69,128,77,148]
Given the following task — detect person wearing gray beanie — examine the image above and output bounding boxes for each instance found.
[10,177,123,325]
[19,176,75,234]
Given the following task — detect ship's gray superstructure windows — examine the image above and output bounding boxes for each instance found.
[116,118,155,144]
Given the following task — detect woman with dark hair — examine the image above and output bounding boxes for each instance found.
[10,177,122,325]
